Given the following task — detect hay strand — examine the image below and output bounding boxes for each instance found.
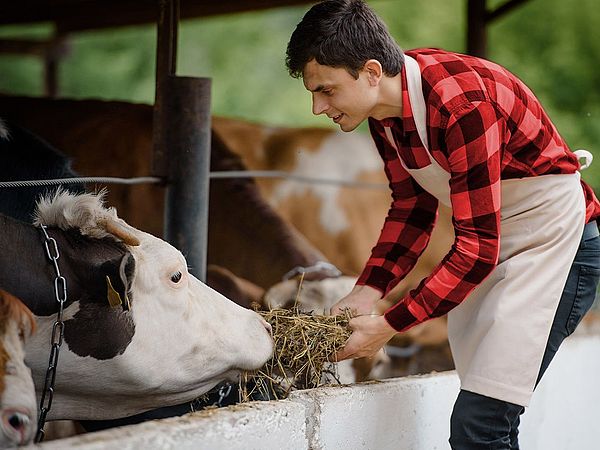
[240,306,352,401]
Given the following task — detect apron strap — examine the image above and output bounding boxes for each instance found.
[404,55,429,150]
[574,149,593,170]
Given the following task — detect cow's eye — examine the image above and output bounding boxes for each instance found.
[171,271,183,283]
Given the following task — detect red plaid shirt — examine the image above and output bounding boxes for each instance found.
[357,48,600,332]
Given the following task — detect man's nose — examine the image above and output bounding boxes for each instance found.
[312,96,328,116]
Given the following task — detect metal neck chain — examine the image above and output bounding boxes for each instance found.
[35,224,67,443]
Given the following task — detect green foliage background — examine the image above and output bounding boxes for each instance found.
[0,0,598,188]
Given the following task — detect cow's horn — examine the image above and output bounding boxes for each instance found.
[99,218,141,246]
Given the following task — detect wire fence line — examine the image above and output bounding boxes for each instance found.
[0,170,390,190]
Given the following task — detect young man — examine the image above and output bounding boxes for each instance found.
[286,1,600,448]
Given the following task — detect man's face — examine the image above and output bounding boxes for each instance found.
[303,60,378,132]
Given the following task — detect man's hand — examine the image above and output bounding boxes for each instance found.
[334,314,397,361]
[330,284,382,316]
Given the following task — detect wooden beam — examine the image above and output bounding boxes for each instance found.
[0,39,67,57]
[0,1,315,32]
[467,0,487,57]
[487,0,530,22]
[152,0,179,178]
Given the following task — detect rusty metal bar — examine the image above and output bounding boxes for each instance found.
[162,76,212,282]
[153,0,179,178]
[44,54,59,97]
[43,34,68,98]
[467,0,488,57]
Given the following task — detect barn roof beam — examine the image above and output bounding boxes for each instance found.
[0,1,313,33]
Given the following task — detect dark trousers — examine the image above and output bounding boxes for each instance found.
[449,221,600,450]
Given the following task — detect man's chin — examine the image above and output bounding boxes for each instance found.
[339,121,360,132]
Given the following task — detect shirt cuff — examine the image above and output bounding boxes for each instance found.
[356,265,396,294]
[383,299,419,332]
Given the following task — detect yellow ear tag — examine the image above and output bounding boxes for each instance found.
[106,276,123,308]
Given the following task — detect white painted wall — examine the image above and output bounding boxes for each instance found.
[32,333,600,450]
[521,333,600,450]
[289,374,459,450]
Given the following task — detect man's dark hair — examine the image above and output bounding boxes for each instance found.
[286,0,404,79]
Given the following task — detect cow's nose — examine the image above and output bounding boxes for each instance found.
[1,409,33,445]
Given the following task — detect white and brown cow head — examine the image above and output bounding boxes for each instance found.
[0,190,273,421]
[0,290,37,447]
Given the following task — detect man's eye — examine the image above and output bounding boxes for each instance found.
[171,271,183,283]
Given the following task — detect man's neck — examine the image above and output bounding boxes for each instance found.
[369,73,403,120]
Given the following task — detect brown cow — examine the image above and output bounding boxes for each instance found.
[0,95,454,378]
[0,290,37,447]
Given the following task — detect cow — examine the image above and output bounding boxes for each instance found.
[0,190,273,420]
[0,290,37,447]
[0,96,343,290]
[0,95,454,376]
[0,114,361,440]
[0,118,84,223]
[0,114,364,414]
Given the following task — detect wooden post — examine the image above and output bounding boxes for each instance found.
[467,0,487,57]
[153,0,179,178]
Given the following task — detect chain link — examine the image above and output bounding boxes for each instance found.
[216,383,233,407]
[35,224,67,443]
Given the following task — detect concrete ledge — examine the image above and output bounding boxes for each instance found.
[33,333,600,450]
[289,373,460,450]
[34,401,307,450]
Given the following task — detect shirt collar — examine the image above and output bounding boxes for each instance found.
[376,61,418,134]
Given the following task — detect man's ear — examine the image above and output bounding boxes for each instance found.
[364,59,383,86]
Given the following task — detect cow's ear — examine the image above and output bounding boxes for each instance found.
[105,253,135,311]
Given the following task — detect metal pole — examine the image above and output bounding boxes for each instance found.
[163,77,211,281]
[153,0,211,281]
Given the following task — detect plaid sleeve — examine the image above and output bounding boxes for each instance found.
[384,102,503,332]
[356,120,439,295]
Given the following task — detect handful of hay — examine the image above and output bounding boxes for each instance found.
[240,307,352,401]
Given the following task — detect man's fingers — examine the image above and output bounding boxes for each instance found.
[333,349,349,362]
[333,344,348,361]
[334,341,358,361]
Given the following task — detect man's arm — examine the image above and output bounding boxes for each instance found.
[335,101,505,362]
[332,118,439,315]
[384,101,504,332]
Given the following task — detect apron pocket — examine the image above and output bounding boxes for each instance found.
[566,265,600,335]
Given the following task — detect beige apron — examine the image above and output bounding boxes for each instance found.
[383,55,587,406]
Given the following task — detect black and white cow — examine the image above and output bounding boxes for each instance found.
[0,118,84,223]
[0,189,273,420]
